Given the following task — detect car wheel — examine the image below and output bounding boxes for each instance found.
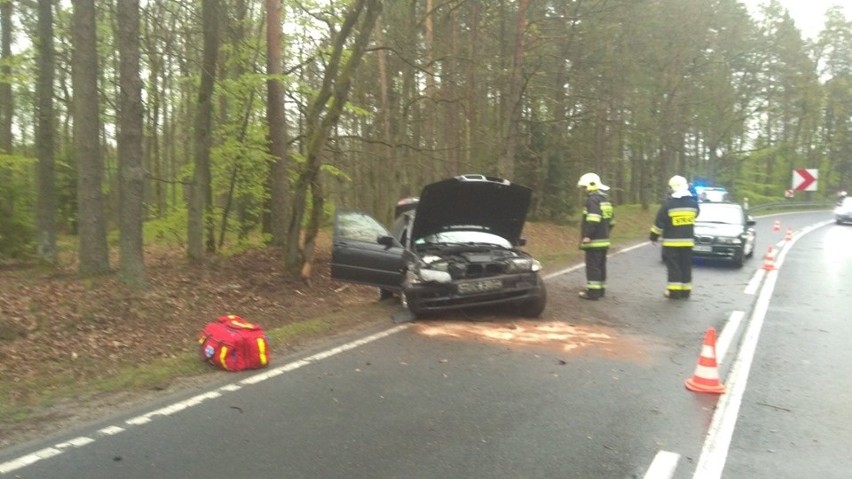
[732,250,744,268]
[517,280,547,318]
[400,290,423,317]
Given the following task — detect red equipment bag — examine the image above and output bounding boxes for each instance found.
[199,314,270,371]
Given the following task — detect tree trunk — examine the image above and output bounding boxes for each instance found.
[285,0,382,281]
[188,0,219,261]
[266,0,289,248]
[422,0,437,179]
[465,2,480,173]
[498,0,528,180]
[117,0,146,288]
[72,0,110,275]
[35,0,57,264]
[443,7,460,176]
[0,0,12,152]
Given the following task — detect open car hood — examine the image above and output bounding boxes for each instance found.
[411,175,532,245]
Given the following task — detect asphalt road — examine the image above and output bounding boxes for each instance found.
[0,210,845,479]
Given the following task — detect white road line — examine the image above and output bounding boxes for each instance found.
[544,241,649,280]
[692,251,780,478]
[644,450,681,479]
[98,426,124,436]
[0,324,409,476]
[0,447,61,475]
[692,219,832,478]
[715,311,744,365]
[744,269,764,295]
[643,310,743,479]
[55,437,94,449]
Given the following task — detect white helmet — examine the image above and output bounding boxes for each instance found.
[577,172,609,191]
[668,175,689,192]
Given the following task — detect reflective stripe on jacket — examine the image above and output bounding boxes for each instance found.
[581,191,614,249]
[649,195,699,247]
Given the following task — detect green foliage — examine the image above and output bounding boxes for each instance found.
[144,208,188,247]
[5,0,852,267]
[0,154,36,260]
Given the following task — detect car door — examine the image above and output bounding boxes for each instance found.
[331,209,405,289]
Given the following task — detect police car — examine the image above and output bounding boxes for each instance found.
[692,201,756,267]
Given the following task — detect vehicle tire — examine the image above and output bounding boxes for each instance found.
[732,250,744,268]
[400,290,423,317]
[517,280,547,318]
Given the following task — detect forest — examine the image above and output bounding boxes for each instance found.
[0,0,850,287]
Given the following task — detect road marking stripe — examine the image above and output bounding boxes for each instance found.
[692,249,779,478]
[644,450,680,479]
[692,219,832,478]
[0,447,61,475]
[56,437,94,449]
[98,426,124,436]
[744,269,764,295]
[715,311,743,365]
[0,324,409,475]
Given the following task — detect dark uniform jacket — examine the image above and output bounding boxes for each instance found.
[580,191,615,249]
[650,195,699,247]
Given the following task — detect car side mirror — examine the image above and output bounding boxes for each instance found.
[377,235,396,247]
[517,238,527,247]
[746,216,756,226]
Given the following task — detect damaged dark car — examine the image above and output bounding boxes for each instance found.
[331,174,547,318]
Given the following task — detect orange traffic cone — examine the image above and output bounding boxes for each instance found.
[784,227,793,242]
[773,220,781,232]
[761,246,776,271]
[685,327,726,394]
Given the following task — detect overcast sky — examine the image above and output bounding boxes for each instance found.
[742,0,852,39]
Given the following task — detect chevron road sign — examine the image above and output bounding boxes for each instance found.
[792,168,818,192]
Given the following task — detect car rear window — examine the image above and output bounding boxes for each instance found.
[696,204,743,224]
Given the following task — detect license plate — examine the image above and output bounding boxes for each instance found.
[693,245,712,253]
[457,278,503,294]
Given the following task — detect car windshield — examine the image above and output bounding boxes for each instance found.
[696,204,743,225]
[696,187,730,202]
[415,230,511,248]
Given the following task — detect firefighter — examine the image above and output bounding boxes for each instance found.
[650,175,699,299]
[576,172,615,300]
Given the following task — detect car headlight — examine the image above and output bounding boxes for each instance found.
[407,268,452,284]
[422,254,442,265]
[716,237,742,245]
[505,257,542,273]
[424,260,449,272]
